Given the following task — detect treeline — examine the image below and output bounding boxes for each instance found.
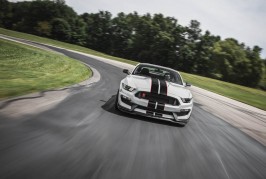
[1,0,265,88]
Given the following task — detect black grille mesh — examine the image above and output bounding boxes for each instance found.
[135,92,179,106]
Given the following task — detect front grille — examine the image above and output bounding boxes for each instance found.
[137,105,173,116]
[135,92,179,106]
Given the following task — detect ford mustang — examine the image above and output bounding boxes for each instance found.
[115,63,193,126]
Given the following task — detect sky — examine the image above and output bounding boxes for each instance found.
[11,0,266,58]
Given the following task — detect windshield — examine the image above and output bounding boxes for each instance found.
[132,64,183,85]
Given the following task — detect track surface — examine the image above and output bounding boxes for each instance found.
[0,42,266,179]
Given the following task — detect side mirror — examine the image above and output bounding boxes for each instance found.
[123,69,130,75]
[185,82,191,87]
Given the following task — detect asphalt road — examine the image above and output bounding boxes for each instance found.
[0,40,266,179]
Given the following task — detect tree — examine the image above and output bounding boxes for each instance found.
[35,21,51,36]
[245,46,264,87]
[110,12,132,57]
[81,11,113,53]
[50,18,71,41]
[10,0,77,36]
[211,38,264,87]
[0,0,12,28]
[69,17,86,45]
[194,31,220,77]
[177,20,202,73]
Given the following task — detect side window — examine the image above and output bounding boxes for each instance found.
[133,65,142,75]
[136,67,141,73]
[175,73,183,85]
[169,71,182,85]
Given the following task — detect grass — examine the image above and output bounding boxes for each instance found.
[0,38,91,99]
[181,72,266,110]
[0,28,265,110]
[0,28,138,65]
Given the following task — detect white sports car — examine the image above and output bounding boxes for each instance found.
[115,63,193,126]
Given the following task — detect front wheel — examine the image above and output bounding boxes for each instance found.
[115,90,119,110]
[178,123,187,127]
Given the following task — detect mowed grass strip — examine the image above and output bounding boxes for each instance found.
[0,28,137,65]
[181,72,266,110]
[1,28,265,110]
[0,38,91,99]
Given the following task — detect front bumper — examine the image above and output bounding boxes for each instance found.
[117,88,193,124]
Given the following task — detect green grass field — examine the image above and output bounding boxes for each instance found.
[181,72,266,110]
[0,28,265,110]
[0,28,137,65]
[0,38,91,99]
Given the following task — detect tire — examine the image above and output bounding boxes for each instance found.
[179,123,186,127]
[179,118,190,127]
[115,90,119,110]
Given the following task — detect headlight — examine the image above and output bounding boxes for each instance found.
[122,83,136,92]
[181,97,192,103]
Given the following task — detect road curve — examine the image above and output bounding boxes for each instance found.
[0,38,266,179]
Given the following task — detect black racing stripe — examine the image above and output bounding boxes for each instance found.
[148,79,158,115]
[147,101,156,109]
[151,78,159,94]
[159,80,167,95]
[157,102,165,111]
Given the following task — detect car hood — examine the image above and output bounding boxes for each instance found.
[124,75,192,98]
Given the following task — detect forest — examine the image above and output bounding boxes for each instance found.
[0,0,265,88]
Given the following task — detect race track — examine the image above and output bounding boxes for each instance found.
[0,37,265,179]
